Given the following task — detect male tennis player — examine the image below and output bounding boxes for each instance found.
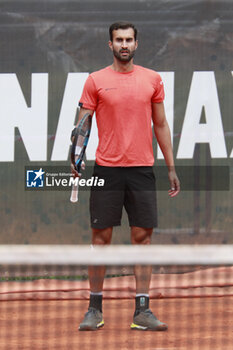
[74,22,180,331]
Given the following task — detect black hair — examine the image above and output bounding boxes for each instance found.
[109,22,137,41]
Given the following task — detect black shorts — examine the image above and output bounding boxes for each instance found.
[90,164,157,229]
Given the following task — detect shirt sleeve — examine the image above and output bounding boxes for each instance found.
[79,75,98,110]
[151,74,165,103]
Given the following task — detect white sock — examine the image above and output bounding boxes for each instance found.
[90,292,103,296]
[135,293,149,298]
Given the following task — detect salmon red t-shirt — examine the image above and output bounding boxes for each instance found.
[79,65,164,166]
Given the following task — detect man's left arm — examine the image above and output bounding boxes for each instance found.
[152,102,180,197]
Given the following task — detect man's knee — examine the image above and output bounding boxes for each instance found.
[92,227,112,245]
[131,226,153,245]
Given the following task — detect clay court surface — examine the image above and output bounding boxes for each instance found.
[0,268,233,350]
[0,298,233,350]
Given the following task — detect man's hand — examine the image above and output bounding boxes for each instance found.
[71,163,80,178]
[71,161,85,179]
[168,169,180,198]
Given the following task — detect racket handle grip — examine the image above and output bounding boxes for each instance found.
[70,183,79,203]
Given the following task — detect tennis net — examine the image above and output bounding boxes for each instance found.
[0,244,233,350]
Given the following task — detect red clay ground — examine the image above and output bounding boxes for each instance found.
[0,297,233,350]
[1,267,233,349]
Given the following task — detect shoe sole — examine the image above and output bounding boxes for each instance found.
[79,320,104,331]
[130,322,168,331]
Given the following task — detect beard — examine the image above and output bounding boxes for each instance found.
[112,48,136,62]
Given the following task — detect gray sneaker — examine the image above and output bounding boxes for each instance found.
[79,307,104,331]
[131,309,168,331]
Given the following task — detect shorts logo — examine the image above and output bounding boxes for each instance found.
[26,168,45,188]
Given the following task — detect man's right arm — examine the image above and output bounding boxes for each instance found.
[71,107,94,141]
[76,107,94,127]
[71,107,94,177]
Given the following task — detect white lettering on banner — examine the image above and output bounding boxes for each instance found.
[51,72,89,161]
[177,71,227,159]
[230,71,233,158]
[157,72,174,159]
[0,71,231,161]
[0,73,48,161]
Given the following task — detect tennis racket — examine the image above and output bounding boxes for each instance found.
[70,113,92,203]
